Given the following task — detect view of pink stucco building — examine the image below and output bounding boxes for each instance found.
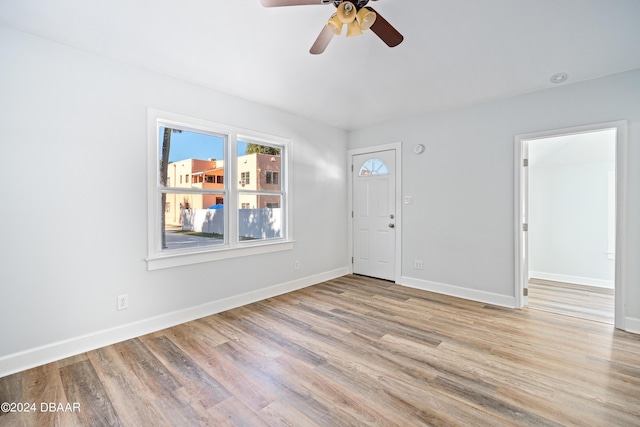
[165,153,281,227]
[237,152,281,210]
[164,158,224,226]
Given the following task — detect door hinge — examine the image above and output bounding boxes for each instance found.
[351,257,354,264]
[523,288,529,297]
[522,223,528,232]
[351,211,354,218]
[523,158,529,167]
[351,164,354,172]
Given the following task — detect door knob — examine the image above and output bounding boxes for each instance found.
[389,223,395,228]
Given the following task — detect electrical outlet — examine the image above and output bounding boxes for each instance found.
[294,260,300,270]
[117,294,129,311]
[414,260,423,270]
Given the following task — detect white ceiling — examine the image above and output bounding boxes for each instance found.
[2,0,640,130]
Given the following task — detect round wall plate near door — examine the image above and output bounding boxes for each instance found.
[413,144,425,154]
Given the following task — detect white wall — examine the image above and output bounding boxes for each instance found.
[0,25,349,375]
[348,68,640,329]
[2,24,639,377]
[529,136,615,288]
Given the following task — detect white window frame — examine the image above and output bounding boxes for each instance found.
[146,109,293,270]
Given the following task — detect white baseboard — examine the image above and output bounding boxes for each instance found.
[623,317,640,335]
[529,271,614,289]
[397,277,640,335]
[0,267,349,378]
[399,276,517,308]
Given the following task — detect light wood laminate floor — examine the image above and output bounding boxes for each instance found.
[1,275,639,426]
[528,278,615,324]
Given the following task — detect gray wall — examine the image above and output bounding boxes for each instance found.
[2,22,639,376]
[0,25,349,373]
[348,68,640,327]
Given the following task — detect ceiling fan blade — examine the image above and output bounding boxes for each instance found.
[366,7,404,47]
[260,0,329,7]
[310,25,334,54]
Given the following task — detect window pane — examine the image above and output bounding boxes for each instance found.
[159,127,225,188]
[238,141,282,191]
[359,158,388,176]
[162,192,225,250]
[238,194,282,241]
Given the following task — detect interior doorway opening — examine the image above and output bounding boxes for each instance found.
[527,129,616,324]
[515,121,627,329]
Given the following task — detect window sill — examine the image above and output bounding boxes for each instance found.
[146,240,294,270]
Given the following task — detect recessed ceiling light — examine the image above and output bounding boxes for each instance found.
[550,72,569,84]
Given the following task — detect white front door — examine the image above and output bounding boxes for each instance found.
[352,150,396,281]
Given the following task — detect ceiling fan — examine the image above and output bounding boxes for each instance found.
[260,0,404,54]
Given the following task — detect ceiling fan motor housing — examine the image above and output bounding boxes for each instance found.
[332,0,370,9]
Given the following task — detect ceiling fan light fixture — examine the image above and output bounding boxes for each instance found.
[327,14,343,35]
[259,0,404,54]
[337,1,357,24]
[356,8,376,30]
[346,19,363,37]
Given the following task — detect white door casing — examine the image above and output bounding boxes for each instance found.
[352,149,396,281]
[521,140,529,307]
